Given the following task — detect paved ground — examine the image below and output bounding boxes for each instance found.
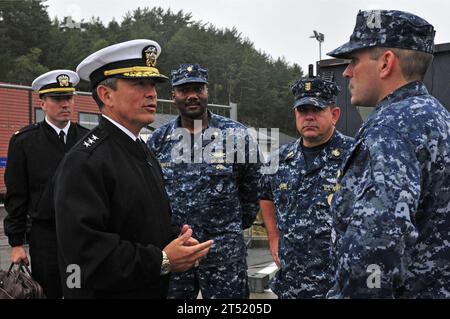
[0,205,277,298]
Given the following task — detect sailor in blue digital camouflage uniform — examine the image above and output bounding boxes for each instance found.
[326,10,450,298]
[259,77,353,298]
[148,63,261,299]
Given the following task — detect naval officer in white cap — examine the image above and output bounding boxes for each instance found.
[3,70,89,298]
[53,39,213,298]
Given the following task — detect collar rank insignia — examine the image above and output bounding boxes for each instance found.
[305,82,311,91]
[279,183,288,190]
[57,74,70,87]
[331,149,341,158]
[211,152,224,164]
[286,151,294,160]
[187,65,193,73]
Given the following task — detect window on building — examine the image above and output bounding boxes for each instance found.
[79,112,100,129]
[35,108,45,123]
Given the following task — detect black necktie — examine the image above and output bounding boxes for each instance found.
[135,138,153,166]
[59,130,65,144]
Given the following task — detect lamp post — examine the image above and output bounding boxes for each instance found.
[309,30,325,62]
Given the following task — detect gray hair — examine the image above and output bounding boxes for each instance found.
[91,77,118,109]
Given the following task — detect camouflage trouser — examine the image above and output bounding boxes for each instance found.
[270,266,330,299]
[168,260,249,299]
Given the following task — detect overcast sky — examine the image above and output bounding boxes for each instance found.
[46,0,450,72]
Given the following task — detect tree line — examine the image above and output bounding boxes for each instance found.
[0,0,304,135]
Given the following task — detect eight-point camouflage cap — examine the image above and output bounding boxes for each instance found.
[328,10,435,59]
[171,64,208,87]
[291,77,341,109]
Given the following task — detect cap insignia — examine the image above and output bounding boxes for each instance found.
[144,46,158,67]
[57,74,70,87]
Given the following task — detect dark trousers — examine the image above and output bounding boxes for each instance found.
[29,221,62,299]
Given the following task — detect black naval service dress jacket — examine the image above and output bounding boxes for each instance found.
[3,120,89,298]
[4,120,89,244]
[54,117,175,298]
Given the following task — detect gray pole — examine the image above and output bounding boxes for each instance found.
[230,102,238,121]
[319,41,322,62]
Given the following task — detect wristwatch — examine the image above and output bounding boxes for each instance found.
[160,251,171,275]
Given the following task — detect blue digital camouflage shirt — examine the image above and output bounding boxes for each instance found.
[148,111,261,267]
[328,81,450,298]
[259,130,353,298]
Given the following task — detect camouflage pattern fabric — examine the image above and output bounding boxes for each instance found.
[148,111,261,298]
[328,10,435,59]
[328,81,450,298]
[291,77,341,109]
[167,260,249,299]
[259,130,353,298]
[171,63,208,86]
